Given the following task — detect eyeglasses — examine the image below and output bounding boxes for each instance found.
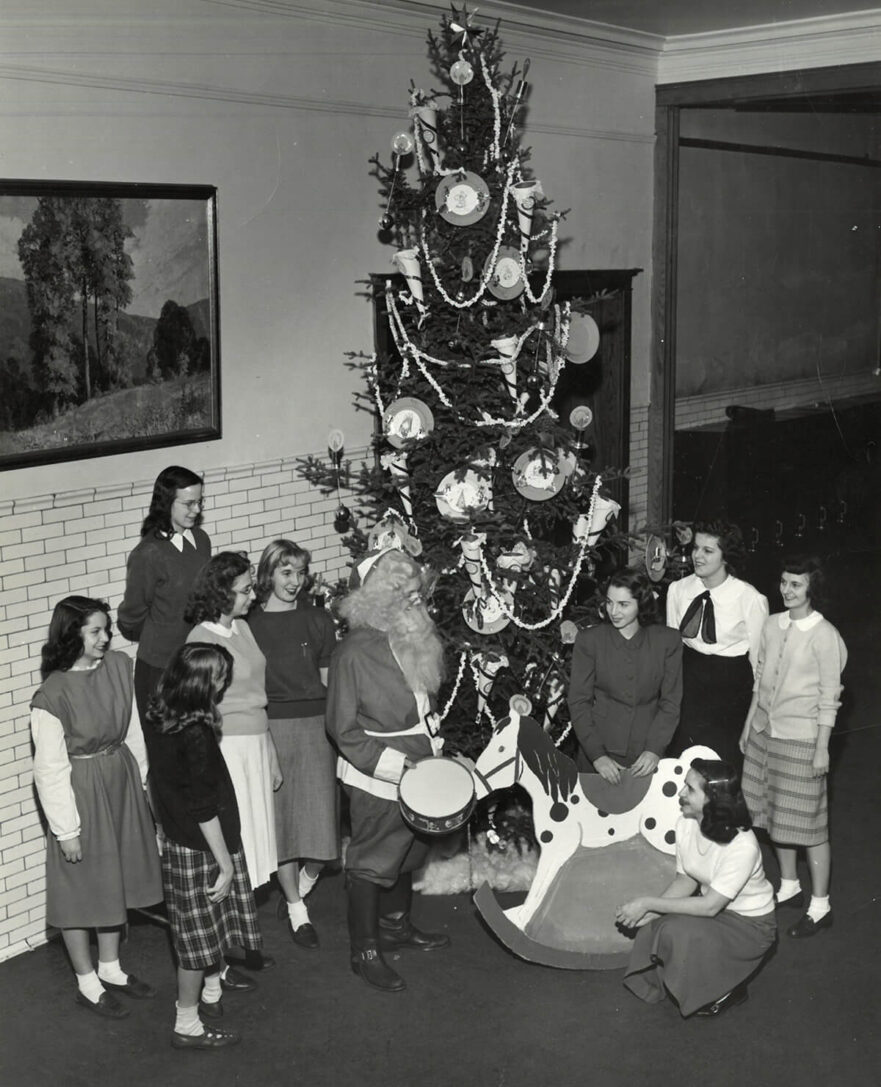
[175,499,203,512]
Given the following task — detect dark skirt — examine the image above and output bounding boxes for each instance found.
[670,648,753,770]
[742,726,828,847]
[623,908,777,1017]
[343,786,431,889]
[161,838,262,970]
[46,745,162,929]
[268,715,338,864]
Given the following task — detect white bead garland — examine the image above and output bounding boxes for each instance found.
[437,650,468,723]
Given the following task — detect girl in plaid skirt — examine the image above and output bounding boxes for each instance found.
[145,643,263,1050]
[739,556,847,940]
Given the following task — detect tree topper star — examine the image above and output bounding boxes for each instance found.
[449,4,484,50]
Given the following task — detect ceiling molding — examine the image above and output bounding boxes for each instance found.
[659,10,881,83]
[0,62,652,144]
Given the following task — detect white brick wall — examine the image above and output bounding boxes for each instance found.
[0,449,364,963]
[628,403,650,533]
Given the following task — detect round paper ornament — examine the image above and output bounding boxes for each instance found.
[436,171,490,226]
[435,468,493,522]
[462,587,512,634]
[383,397,434,448]
[511,448,567,501]
[565,313,601,364]
[484,246,525,300]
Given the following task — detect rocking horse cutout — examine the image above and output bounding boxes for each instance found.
[472,707,718,969]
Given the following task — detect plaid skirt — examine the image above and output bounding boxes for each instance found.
[161,837,263,970]
[741,725,828,847]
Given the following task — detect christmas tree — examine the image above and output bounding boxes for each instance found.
[300,6,624,758]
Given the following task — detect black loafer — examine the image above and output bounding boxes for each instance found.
[75,991,130,1019]
[101,974,156,999]
[198,999,223,1020]
[291,921,319,950]
[225,952,276,972]
[172,1025,240,1050]
[775,891,805,910]
[219,967,256,993]
[788,911,833,939]
[694,984,749,1017]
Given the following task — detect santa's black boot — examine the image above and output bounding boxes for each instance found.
[379,873,451,952]
[348,878,406,992]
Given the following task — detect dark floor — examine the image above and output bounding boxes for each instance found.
[2,551,880,1087]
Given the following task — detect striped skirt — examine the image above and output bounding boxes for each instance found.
[161,838,263,971]
[741,724,828,847]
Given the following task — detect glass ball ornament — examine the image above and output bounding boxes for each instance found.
[450,58,474,86]
[391,131,414,155]
[526,372,541,390]
[378,213,395,231]
[333,505,352,534]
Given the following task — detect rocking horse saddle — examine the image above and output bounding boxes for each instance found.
[577,770,653,815]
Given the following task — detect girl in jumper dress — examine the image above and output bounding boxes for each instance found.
[31,597,162,1020]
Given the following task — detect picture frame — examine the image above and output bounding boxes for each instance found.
[0,180,221,471]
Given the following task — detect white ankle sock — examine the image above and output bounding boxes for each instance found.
[298,866,320,898]
[288,900,310,927]
[76,970,105,1003]
[201,974,222,1005]
[97,959,129,986]
[175,1002,204,1037]
[777,878,801,903]
[807,895,831,922]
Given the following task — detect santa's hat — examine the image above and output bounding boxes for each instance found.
[347,548,396,590]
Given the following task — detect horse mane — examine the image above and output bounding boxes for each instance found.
[517,717,578,803]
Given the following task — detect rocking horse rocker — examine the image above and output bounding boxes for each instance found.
[472,703,718,969]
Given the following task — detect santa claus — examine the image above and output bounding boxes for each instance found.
[326,548,450,992]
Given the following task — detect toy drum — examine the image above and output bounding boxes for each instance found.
[398,756,476,835]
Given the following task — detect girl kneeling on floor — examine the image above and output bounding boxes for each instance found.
[31,596,162,1020]
[145,643,263,1050]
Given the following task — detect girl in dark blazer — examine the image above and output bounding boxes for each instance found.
[568,568,683,783]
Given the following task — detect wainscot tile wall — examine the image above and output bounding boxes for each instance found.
[0,452,360,962]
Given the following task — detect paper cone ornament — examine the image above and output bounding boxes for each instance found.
[496,542,534,596]
[412,104,439,171]
[511,179,540,253]
[473,652,509,715]
[542,674,566,731]
[546,566,562,609]
[459,532,487,595]
[573,496,621,545]
[381,450,412,519]
[393,248,423,305]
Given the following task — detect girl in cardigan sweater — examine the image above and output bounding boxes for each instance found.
[739,555,847,939]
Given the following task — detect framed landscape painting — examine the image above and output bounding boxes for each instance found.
[0,180,220,470]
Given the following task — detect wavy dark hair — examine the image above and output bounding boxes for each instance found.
[603,567,659,626]
[780,554,826,610]
[691,758,752,844]
[254,539,313,605]
[184,552,251,625]
[40,597,113,678]
[146,643,233,736]
[140,465,204,538]
[693,520,746,577]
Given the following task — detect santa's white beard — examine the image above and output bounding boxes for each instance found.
[388,605,445,695]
